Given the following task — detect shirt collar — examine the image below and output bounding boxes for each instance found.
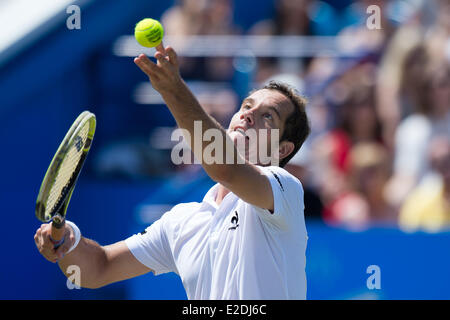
[202,183,220,209]
[202,183,238,211]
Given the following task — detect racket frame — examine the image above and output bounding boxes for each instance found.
[35,111,96,236]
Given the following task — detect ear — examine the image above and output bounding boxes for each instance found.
[278,140,295,162]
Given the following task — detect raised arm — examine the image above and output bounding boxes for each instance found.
[134,44,277,211]
[34,223,151,289]
[134,45,235,178]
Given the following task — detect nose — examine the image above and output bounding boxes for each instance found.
[240,109,254,126]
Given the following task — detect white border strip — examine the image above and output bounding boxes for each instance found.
[113,35,365,58]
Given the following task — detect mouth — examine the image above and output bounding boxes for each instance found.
[233,127,250,140]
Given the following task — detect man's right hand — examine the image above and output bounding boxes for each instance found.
[133,44,182,96]
[34,222,75,263]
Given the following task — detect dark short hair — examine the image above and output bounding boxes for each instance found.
[261,80,310,167]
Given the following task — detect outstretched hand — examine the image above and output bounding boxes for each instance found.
[134,43,182,95]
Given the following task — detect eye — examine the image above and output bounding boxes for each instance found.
[263,113,273,120]
[242,104,251,110]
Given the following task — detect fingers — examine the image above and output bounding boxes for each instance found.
[165,46,178,67]
[134,46,178,70]
[134,54,159,78]
[34,227,42,249]
[156,46,178,66]
[154,51,169,66]
[35,224,52,250]
[134,46,181,93]
[34,223,63,263]
[155,42,166,55]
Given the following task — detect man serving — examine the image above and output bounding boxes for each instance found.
[34,43,310,299]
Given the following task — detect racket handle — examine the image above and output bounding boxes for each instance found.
[51,219,66,249]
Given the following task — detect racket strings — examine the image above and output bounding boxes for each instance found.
[46,122,90,215]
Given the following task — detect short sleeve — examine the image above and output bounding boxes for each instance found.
[125,213,176,276]
[255,166,305,231]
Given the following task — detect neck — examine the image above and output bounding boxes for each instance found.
[216,184,231,206]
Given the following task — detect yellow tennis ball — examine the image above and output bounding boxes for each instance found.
[134,18,164,48]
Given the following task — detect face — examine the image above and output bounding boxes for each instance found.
[227,89,295,165]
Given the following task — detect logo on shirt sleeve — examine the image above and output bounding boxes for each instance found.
[269,169,284,191]
[228,211,239,230]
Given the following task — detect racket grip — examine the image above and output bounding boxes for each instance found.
[51,219,66,249]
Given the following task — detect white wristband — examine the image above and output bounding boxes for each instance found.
[65,220,81,254]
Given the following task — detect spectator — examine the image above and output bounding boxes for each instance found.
[375,0,449,150]
[308,60,393,228]
[248,0,325,82]
[250,0,314,36]
[317,161,369,230]
[313,66,382,177]
[349,142,396,225]
[374,3,426,149]
[425,0,450,64]
[316,142,395,230]
[385,57,450,208]
[399,136,450,232]
[161,0,209,36]
[338,0,397,54]
[162,0,241,81]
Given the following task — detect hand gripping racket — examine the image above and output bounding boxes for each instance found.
[35,111,96,248]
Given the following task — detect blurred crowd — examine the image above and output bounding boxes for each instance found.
[101,0,450,232]
[163,0,450,232]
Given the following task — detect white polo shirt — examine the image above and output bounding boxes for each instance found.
[125,165,308,300]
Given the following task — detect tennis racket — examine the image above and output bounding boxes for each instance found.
[35,111,96,248]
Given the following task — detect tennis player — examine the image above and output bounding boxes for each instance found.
[34,44,310,299]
